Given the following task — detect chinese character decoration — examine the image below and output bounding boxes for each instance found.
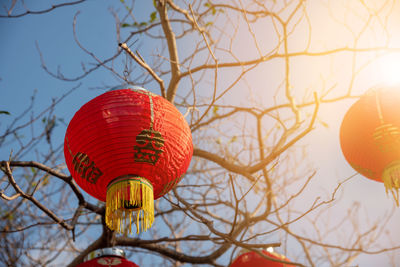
[230,250,294,267]
[340,87,400,204]
[64,86,193,234]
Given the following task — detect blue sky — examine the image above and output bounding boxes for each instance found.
[0,0,159,156]
[2,1,400,266]
[0,1,160,265]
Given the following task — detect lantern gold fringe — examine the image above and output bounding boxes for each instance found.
[382,162,400,206]
[106,177,154,234]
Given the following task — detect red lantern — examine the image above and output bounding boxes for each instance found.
[76,248,139,267]
[64,86,193,233]
[340,87,400,204]
[230,250,294,267]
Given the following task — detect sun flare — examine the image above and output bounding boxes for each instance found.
[377,54,400,86]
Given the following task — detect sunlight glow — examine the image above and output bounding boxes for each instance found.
[266,247,274,253]
[377,54,400,86]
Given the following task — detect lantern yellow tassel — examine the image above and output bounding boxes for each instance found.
[382,162,400,206]
[106,176,154,234]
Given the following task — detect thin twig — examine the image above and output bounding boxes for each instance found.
[119,42,166,98]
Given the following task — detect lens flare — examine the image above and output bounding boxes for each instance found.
[378,54,400,86]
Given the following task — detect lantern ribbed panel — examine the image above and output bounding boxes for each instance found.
[64,88,193,221]
[340,87,400,204]
[230,251,294,267]
[64,89,193,201]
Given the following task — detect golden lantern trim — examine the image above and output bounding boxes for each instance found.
[382,161,400,206]
[106,176,154,234]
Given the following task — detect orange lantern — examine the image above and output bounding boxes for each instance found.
[64,86,193,234]
[230,250,294,267]
[340,87,400,204]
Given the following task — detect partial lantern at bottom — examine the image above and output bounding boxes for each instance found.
[230,250,294,267]
[76,248,138,267]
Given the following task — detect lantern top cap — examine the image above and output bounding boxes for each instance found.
[84,247,126,262]
[109,84,148,92]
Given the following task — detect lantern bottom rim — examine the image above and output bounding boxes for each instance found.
[107,175,153,190]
